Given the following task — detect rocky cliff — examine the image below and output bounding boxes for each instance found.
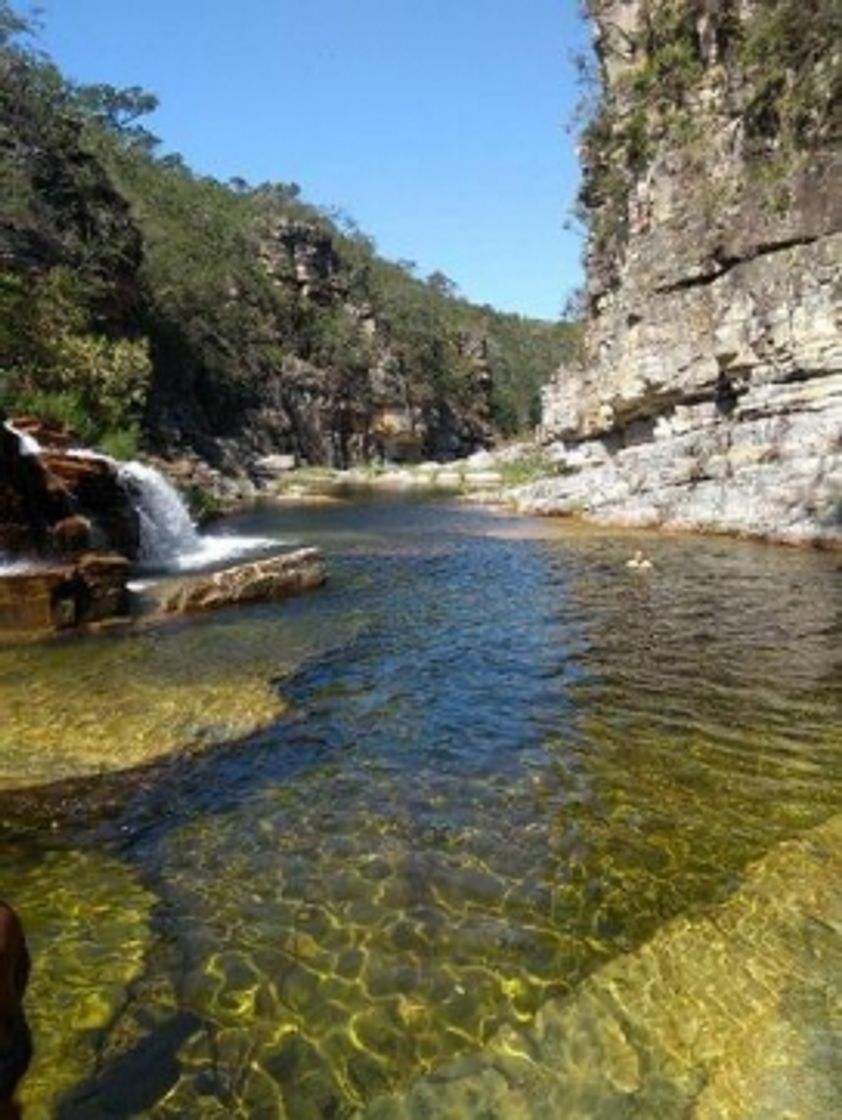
[526,0,842,544]
[0,20,576,480]
[144,213,497,476]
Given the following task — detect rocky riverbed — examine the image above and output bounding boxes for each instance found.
[1,496,840,1117]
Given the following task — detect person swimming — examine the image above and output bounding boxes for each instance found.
[626,549,653,570]
[0,902,31,1119]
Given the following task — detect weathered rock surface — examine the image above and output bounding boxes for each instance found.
[149,219,495,478]
[0,419,139,558]
[160,548,326,615]
[526,1,842,545]
[0,552,130,639]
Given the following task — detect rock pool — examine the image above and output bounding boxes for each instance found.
[1,496,840,1117]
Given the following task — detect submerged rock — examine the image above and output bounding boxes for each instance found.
[364,815,842,1119]
[160,547,326,615]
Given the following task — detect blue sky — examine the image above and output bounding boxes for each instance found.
[38,1,591,321]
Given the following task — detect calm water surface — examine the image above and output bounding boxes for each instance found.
[2,496,841,1117]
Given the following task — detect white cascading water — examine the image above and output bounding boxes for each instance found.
[3,419,276,572]
[3,419,41,456]
[1,422,41,573]
[118,461,203,565]
[118,460,277,571]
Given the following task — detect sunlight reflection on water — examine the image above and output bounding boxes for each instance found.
[1,497,841,1118]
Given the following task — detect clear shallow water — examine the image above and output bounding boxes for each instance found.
[1,497,841,1117]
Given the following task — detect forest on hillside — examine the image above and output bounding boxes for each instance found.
[0,2,579,468]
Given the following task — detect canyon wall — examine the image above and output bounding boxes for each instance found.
[525,0,842,544]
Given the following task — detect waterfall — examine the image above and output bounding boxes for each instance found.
[119,461,202,565]
[119,460,278,571]
[3,420,41,456]
[3,419,277,572]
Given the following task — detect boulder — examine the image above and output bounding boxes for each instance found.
[0,567,75,633]
[39,451,139,557]
[161,548,326,615]
[49,515,93,554]
[74,552,132,623]
[0,420,139,559]
[254,453,297,478]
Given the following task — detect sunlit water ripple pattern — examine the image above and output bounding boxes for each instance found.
[1,497,841,1118]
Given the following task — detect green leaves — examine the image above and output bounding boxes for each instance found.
[0,0,569,456]
[73,83,160,152]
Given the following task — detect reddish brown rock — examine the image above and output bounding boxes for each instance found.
[73,552,132,623]
[0,552,130,639]
[0,567,76,633]
[0,423,70,554]
[50,515,93,555]
[8,416,74,450]
[0,420,139,559]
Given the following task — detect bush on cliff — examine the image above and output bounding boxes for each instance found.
[578,0,842,256]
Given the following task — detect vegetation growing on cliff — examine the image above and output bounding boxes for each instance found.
[0,2,575,463]
[741,0,842,147]
[578,0,842,259]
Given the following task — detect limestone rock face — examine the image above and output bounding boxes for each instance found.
[529,1,842,544]
[160,548,327,615]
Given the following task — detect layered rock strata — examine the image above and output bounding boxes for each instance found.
[525,0,842,544]
[0,553,130,639]
[160,548,327,615]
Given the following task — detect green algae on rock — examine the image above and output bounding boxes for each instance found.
[361,814,842,1119]
[0,619,288,787]
[2,849,156,1120]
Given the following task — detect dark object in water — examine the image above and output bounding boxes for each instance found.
[0,901,32,1115]
[55,1010,202,1119]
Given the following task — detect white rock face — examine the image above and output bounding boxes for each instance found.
[526,236,842,544]
[524,2,842,546]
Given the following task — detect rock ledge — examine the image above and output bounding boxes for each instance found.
[160,548,327,615]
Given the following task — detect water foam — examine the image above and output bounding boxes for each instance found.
[118,460,276,570]
[3,420,41,456]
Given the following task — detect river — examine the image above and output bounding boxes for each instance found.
[1,495,841,1118]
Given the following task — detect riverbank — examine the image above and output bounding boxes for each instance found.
[188,440,842,553]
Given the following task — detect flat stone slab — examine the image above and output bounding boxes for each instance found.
[0,552,131,639]
[161,547,326,615]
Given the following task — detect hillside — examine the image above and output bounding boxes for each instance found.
[0,4,577,478]
[527,0,842,545]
